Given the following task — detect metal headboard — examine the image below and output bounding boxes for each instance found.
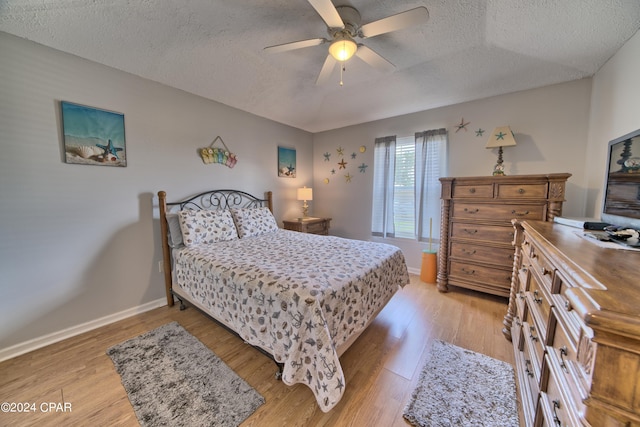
[157,189,273,306]
[167,189,273,212]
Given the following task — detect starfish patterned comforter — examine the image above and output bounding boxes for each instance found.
[173,229,409,412]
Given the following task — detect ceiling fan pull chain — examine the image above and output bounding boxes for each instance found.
[340,63,345,86]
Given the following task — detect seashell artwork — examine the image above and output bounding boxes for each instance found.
[61,101,126,167]
[72,145,103,159]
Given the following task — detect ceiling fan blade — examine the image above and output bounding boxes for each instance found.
[264,38,326,53]
[316,55,337,85]
[355,45,395,73]
[307,0,344,29]
[360,7,429,38]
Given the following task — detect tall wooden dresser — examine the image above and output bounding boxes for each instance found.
[437,174,571,297]
[504,220,640,427]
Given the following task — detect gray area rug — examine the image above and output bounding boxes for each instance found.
[107,321,264,427]
[404,340,518,427]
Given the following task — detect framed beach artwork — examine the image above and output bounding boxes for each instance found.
[278,146,296,178]
[61,101,127,167]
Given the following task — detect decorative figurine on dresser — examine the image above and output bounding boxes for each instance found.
[437,173,571,297]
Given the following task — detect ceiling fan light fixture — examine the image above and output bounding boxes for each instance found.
[329,36,357,62]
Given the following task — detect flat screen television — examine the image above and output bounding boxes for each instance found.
[601,128,640,230]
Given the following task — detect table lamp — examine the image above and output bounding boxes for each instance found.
[485,126,517,175]
[297,186,313,217]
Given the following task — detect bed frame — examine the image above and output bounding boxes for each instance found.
[158,189,273,307]
[157,188,399,389]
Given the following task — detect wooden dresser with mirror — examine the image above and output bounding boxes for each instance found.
[503,220,640,427]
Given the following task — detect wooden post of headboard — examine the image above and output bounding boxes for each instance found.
[157,191,174,307]
[265,191,273,213]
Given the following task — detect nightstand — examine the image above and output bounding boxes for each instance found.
[283,217,331,235]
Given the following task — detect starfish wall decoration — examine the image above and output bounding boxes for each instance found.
[323,144,369,185]
[475,128,485,137]
[455,118,470,133]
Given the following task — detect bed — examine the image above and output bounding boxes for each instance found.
[158,189,410,412]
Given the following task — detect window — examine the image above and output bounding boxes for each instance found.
[372,129,448,240]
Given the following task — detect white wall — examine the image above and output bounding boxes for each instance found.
[0,32,313,353]
[312,79,593,269]
[586,30,640,216]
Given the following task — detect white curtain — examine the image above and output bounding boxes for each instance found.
[415,129,448,241]
[371,135,397,237]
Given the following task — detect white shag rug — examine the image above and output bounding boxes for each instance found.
[403,340,519,427]
[107,322,264,427]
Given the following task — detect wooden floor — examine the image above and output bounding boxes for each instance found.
[0,275,516,426]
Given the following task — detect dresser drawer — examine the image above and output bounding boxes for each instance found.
[304,220,329,234]
[539,355,581,427]
[449,260,513,289]
[450,241,514,265]
[523,307,545,371]
[497,183,548,199]
[283,218,330,235]
[512,311,525,351]
[527,274,552,340]
[453,202,547,221]
[523,327,542,388]
[452,183,494,198]
[451,222,515,244]
[528,239,555,291]
[547,309,588,417]
[515,336,539,427]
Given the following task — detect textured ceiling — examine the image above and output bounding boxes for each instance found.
[1,0,640,133]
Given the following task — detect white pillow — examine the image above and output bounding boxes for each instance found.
[165,213,184,248]
[178,209,239,247]
[230,207,279,238]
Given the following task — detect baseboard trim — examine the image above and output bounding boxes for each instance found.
[0,298,166,362]
[407,267,420,275]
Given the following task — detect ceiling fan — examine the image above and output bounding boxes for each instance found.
[264,0,429,85]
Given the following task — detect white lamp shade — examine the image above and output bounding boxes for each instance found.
[297,187,313,201]
[486,126,517,148]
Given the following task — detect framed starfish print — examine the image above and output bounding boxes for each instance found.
[277,146,296,178]
[61,101,127,167]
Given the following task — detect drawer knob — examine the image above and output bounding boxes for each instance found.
[462,249,477,255]
[469,188,476,194]
[541,267,551,276]
[511,209,530,217]
[464,208,479,214]
[529,325,538,342]
[533,290,543,304]
[461,268,475,275]
[564,300,571,311]
[559,346,569,373]
[518,188,525,194]
[463,228,478,235]
[518,291,525,300]
[552,399,563,426]
[524,359,534,377]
